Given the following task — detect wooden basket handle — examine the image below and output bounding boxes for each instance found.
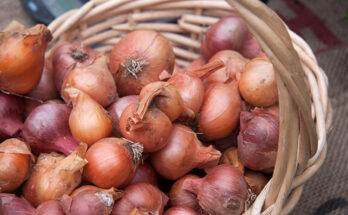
[225,0,321,214]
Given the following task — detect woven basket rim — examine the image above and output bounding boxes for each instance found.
[47,0,331,214]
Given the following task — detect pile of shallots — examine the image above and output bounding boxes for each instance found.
[0,15,279,215]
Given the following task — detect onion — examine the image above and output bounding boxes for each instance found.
[198,81,242,141]
[107,95,139,137]
[164,206,199,215]
[168,59,224,121]
[205,50,248,87]
[61,189,121,215]
[151,124,221,180]
[61,55,117,107]
[111,182,168,215]
[22,143,87,206]
[239,33,262,59]
[22,101,79,155]
[109,30,175,96]
[139,81,183,121]
[23,153,65,206]
[168,174,200,210]
[83,137,143,188]
[0,193,35,215]
[0,138,34,192]
[172,63,183,76]
[24,61,59,117]
[35,200,64,215]
[70,185,123,199]
[201,15,248,60]
[244,170,268,195]
[239,57,278,107]
[129,161,158,186]
[181,56,206,73]
[0,92,23,140]
[168,71,201,121]
[119,88,172,152]
[237,106,279,172]
[182,164,248,215]
[52,42,100,91]
[220,147,244,174]
[65,87,112,146]
[0,24,52,94]
[27,60,58,101]
[213,130,239,152]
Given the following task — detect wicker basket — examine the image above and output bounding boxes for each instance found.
[47,0,332,214]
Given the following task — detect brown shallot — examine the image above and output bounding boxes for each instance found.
[107,95,139,137]
[111,182,168,215]
[0,138,34,192]
[151,124,221,180]
[119,88,172,152]
[168,174,200,210]
[198,81,242,141]
[65,87,112,146]
[109,30,175,96]
[83,137,143,188]
[61,55,117,107]
[22,143,87,206]
[0,24,52,94]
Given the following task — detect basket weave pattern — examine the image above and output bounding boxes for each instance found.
[48,0,331,214]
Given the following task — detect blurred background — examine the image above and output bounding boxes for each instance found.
[0,0,347,214]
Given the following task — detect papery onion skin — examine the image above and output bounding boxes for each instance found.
[23,153,65,206]
[201,15,248,60]
[22,101,79,155]
[65,87,112,146]
[61,55,117,107]
[0,92,23,140]
[0,24,52,94]
[83,137,143,188]
[129,161,158,186]
[220,147,244,174]
[239,57,278,107]
[107,95,139,137]
[70,185,123,200]
[0,193,35,215]
[0,138,32,192]
[164,206,199,215]
[168,174,200,210]
[109,30,175,96]
[237,107,279,173]
[61,190,116,215]
[198,81,242,141]
[22,144,87,206]
[139,81,183,121]
[34,200,64,215]
[120,103,172,153]
[205,50,248,87]
[151,124,221,180]
[52,42,99,91]
[168,72,204,121]
[111,182,168,215]
[244,170,268,195]
[182,164,248,215]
